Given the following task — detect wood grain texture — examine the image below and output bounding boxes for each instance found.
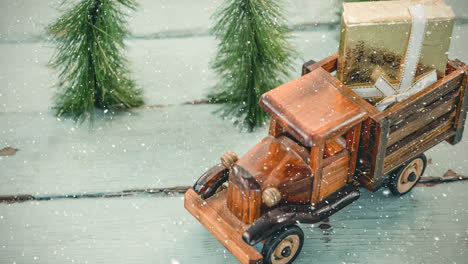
[310,140,325,203]
[383,119,456,174]
[302,53,337,75]
[227,181,261,225]
[185,189,263,264]
[268,117,285,137]
[448,67,468,145]
[387,92,457,146]
[324,137,346,158]
[260,68,367,147]
[320,153,350,200]
[235,135,313,207]
[345,123,361,183]
[192,163,228,199]
[383,129,456,174]
[377,70,463,123]
[367,119,390,191]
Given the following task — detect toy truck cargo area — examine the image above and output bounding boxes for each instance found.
[184,54,468,264]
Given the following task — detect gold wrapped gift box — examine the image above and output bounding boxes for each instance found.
[337,0,455,94]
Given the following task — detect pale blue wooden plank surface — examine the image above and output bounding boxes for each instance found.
[0,182,467,264]
[1,24,468,194]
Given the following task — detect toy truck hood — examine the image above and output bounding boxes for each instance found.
[236,135,313,191]
[260,68,367,147]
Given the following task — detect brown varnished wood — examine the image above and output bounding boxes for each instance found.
[370,119,390,190]
[184,189,263,264]
[302,59,317,76]
[302,53,338,75]
[260,68,367,147]
[235,136,312,205]
[355,119,373,178]
[310,140,325,203]
[384,112,455,167]
[268,117,285,137]
[448,66,468,145]
[319,153,350,200]
[280,176,313,205]
[377,72,463,123]
[378,66,466,174]
[322,149,349,168]
[226,164,262,224]
[387,92,457,146]
[371,63,466,187]
[388,90,458,134]
[446,59,464,74]
[324,137,346,158]
[320,67,381,118]
[383,129,456,174]
[192,164,228,199]
[227,165,262,225]
[351,118,387,192]
[302,56,379,117]
[346,123,362,183]
[242,184,360,246]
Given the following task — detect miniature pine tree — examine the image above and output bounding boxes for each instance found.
[209,0,295,131]
[48,0,143,120]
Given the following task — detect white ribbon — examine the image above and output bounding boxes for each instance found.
[375,70,437,111]
[399,5,428,92]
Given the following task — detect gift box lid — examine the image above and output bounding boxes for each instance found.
[343,0,455,25]
[260,68,367,146]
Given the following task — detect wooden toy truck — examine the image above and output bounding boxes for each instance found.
[185,54,468,264]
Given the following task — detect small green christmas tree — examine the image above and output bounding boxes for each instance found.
[209,0,296,131]
[48,0,143,121]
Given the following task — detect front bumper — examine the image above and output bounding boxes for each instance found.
[184,188,263,264]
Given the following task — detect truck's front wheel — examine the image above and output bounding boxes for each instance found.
[389,154,427,195]
[262,225,304,264]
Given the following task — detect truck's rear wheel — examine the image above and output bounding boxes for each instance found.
[262,225,304,264]
[389,154,427,195]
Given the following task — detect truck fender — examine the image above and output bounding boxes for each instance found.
[192,164,229,199]
[242,184,360,246]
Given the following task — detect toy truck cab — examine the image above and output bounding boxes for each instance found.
[258,66,367,207]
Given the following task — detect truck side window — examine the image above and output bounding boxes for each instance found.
[280,132,311,152]
[324,136,346,158]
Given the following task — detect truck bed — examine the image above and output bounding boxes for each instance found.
[303,55,468,191]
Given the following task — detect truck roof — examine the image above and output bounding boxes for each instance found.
[260,68,367,147]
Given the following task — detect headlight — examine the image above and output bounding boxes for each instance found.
[262,187,281,207]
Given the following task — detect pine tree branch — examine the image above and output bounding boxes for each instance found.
[209,0,296,131]
[48,0,143,121]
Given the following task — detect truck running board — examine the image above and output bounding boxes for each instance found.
[243,184,360,245]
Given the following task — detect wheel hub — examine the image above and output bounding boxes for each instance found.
[408,172,417,182]
[271,234,300,264]
[396,158,424,194]
[281,247,291,257]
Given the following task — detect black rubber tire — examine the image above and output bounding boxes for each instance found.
[388,154,427,195]
[262,225,304,264]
